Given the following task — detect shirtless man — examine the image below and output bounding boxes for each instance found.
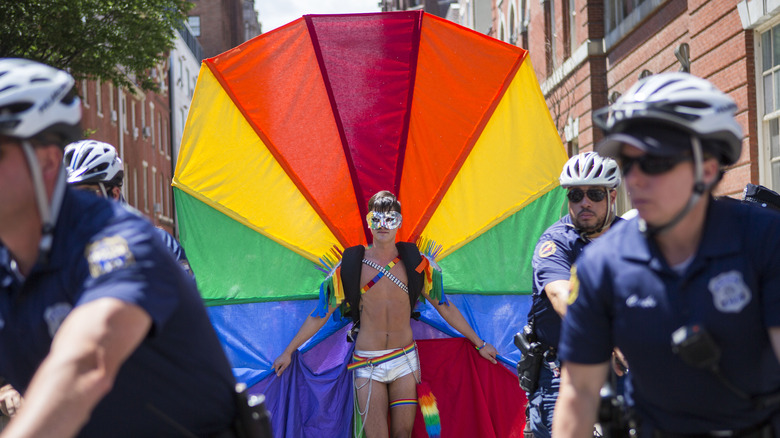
[273,190,498,438]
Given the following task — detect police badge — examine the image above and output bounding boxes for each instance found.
[708,270,751,313]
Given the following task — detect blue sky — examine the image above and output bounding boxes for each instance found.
[255,0,381,33]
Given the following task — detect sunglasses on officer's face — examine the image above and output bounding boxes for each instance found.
[567,188,607,203]
[619,154,691,176]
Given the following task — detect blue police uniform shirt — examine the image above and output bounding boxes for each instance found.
[528,214,622,348]
[153,227,194,277]
[0,188,236,437]
[560,199,780,434]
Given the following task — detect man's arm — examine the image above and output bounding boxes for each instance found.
[544,279,571,317]
[1,298,151,438]
[273,306,337,376]
[423,294,498,364]
[552,361,609,438]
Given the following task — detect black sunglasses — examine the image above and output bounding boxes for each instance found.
[619,154,690,176]
[567,188,607,203]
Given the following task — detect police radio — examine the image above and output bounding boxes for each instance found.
[670,324,721,369]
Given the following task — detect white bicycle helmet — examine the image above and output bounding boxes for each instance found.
[64,140,124,187]
[0,58,81,144]
[593,72,742,165]
[559,152,621,188]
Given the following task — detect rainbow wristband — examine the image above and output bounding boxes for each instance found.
[475,340,487,351]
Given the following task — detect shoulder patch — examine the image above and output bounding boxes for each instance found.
[539,240,557,258]
[567,265,579,305]
[86,236,136,278]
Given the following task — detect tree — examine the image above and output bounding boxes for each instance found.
[0,0,192,92]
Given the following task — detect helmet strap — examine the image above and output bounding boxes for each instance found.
[642,136,710,237]
[97,182,108,198]
[20,140,66,265]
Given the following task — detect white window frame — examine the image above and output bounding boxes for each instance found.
[96,80,103,117]
[756,20,780,191]
[149,102,155,146]
[142,161,149,213]
[81,79,89,108]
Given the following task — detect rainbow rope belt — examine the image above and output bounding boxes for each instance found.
[347,342,416,371]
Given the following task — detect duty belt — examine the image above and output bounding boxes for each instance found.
[653,422,774,438]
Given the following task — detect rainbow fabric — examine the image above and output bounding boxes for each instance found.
[172,10,567,438]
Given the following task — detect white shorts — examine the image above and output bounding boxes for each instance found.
[351,344,420,383]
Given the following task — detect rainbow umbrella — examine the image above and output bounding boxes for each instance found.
[173,10,567,438]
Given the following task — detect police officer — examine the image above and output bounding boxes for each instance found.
[553,72,780,438]
[0,58,238,436]
[525,151,622,438]
[63,139,195,276]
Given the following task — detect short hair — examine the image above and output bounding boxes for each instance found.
[368,190,401,213]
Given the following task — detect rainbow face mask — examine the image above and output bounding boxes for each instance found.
[366,211,403,230]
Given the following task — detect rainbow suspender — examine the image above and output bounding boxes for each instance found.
[360,257,408,294]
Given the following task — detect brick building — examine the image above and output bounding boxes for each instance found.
[76,2,259,236]
[188,0,260,58]
[78,66,177,234]
[488,0,780,201]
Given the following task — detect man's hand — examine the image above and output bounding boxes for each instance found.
[0,384,21,417]
[478,343,498,364]
[611,348,628,376]
[273,352,292,376]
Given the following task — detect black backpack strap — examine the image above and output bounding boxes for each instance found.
[340,245,365,321]
[397,241,424,318]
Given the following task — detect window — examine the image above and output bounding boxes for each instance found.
[544,0,557,74]
[562,0,572,58]
[152,167,157,215]
[120,90,128,133]
[158,112,164,154]
[564,0,576,58]
[142,162,149,213]
[131,99,137,137]
[149,102,155,146]
[109,84,115,124]
[760,24,780,191]
[140,98,146,134]
[188,16,201,37]
[96,80,103,117]
[605,0,648,34]
[81,80,89,108]
[508,2,517,45]
[163,119,170,158]
[133,168,138,208]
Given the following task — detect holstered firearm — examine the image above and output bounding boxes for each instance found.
[514,324,544,394]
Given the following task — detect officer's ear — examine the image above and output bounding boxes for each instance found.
[109,186,122,201]
[701,157,721,187]
[35,144,65,185]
